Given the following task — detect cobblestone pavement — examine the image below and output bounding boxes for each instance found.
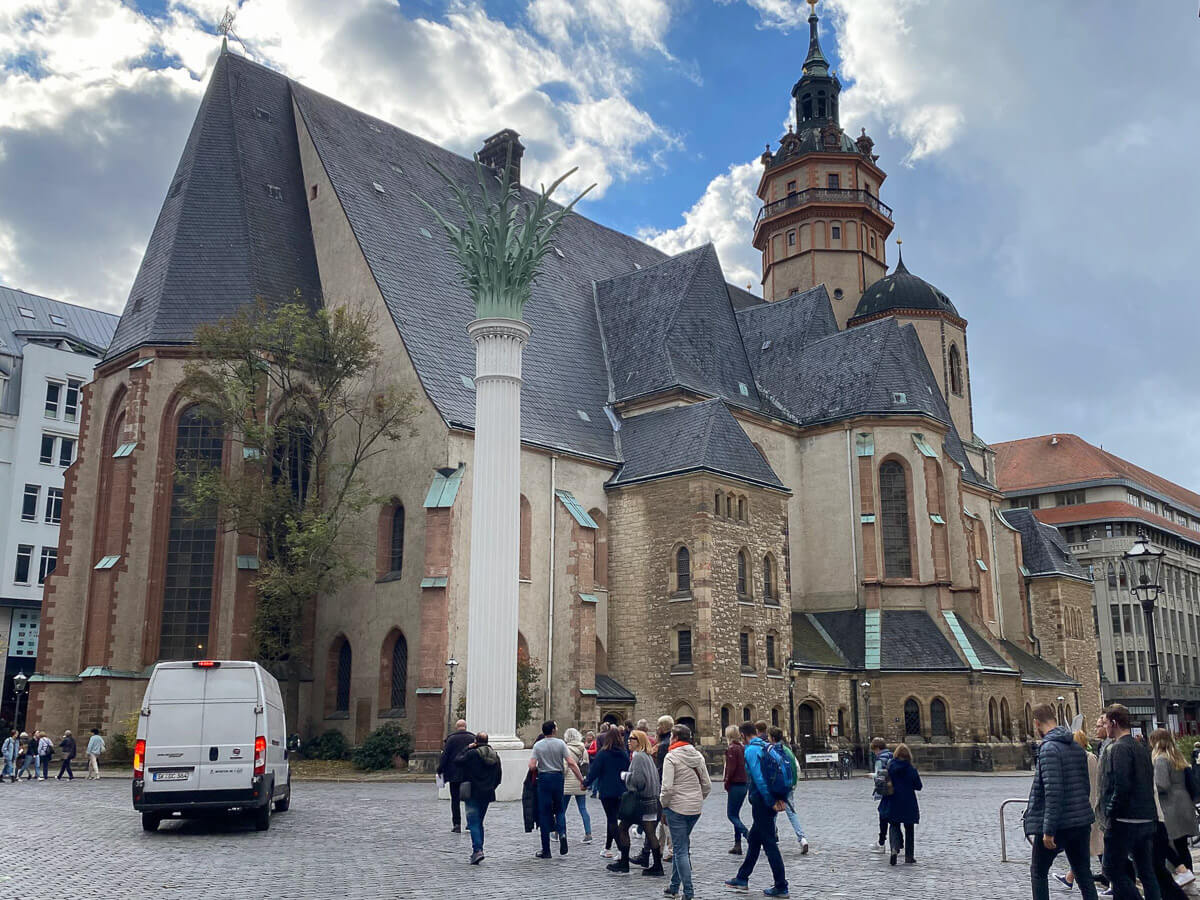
[0,771,1110,900]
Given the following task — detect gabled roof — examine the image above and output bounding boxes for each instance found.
[594,244,760,410]
[1000,507,1090,580]
[802,609,974,672]
[106,52,322,361]
[594,674,636,703]
[1001,640,1080,687]
[608,399,784,490]
[735,284,838,387]
[0,285,118,358]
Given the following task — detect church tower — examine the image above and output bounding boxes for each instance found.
[752,0,893,328]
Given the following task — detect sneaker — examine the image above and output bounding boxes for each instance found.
[469,850,484,865]
[1053,874,1074,891]
[534,850,552,859]
[451,825,461,833]
[560,836,569,856]
[872,842,885,853]
[724,877,749,893]
[601,849,616,859]
[800,838,809,855]
[663,889,679,899]
[1174,871,1196,887]
[729,843,744,855]
[1098,890,1113,897]
[583,833,593,844]
[763,888,790,898]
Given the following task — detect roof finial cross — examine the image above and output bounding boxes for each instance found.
[218,7,241,52]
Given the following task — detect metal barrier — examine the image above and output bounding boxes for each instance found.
[1000,798,1030,862]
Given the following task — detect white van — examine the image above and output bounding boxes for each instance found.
[132,660,291,832]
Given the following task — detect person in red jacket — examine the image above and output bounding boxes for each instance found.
[724,723,752,854]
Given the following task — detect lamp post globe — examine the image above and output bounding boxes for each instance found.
[445,657,459,733]
[1125,529,1166,728]
[860,680,872,766]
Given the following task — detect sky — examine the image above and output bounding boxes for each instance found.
[2,1,1199,490]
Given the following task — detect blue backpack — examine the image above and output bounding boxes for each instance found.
[759,742,793,799]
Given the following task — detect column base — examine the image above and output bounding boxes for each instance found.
[437,741,529,802]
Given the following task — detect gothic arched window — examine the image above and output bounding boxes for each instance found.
[880,461,913,578]
[390,505,405,574]
[675,546,691,593]
[763,556,775,603]
[949,344,963,396]
[931,698,948,737]
[389,632,407,710]
[737,550,749,597]
[904,698,921,736]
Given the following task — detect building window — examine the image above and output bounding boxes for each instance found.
[739,630,753,671]
[721,706,731,731]
[787,230,796,247]
[766,634,777,670]
[44,487,63,525]
[64,379,82,423]
[763,556,775,603]
[675,546,691,593]
[39,435,55,465]
[726,496,733,518]
[714,491,722,515]
[334,638,352,713]
[742,706,752,723]
[904,698,921,736]
[931,698,948,737]
[771,707,780,727]
[37,547,57,585]
[737,550,749,597]
[1055,491,1085,506]
[390,632,408,710]
[831,225,841,240]
[21,484,39,522]
[879,460,913,578]
[44,381,62,418]
[390,506,405,574]
[949,344,963,396]
[677,629,693,668]
[786,180,797,193]
[519,494,531,581]
[159,406,223,661]
[738,497,746,520]
[827,173,840,189]
[13,544,33,584]
[58,437,75,467]
[1107,563,1118,590]
[1119,564,1128,588]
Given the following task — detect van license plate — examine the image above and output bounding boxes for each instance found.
[153,771,190,782]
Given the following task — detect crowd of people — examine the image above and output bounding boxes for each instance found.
[0,727,106,781]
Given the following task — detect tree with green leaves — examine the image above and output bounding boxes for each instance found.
[180,298,420,726]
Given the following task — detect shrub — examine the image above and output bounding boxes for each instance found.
[108,710,141,762]
[302,729,349,761]
[352,723,413,771]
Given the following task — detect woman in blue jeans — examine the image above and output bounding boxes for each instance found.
[661,724,712,900]
[724,724,752,854]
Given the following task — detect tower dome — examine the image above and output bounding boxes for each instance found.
[850,252,959,323]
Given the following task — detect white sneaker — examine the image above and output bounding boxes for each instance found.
[872,843,885,853]
[601,849,616,859]
[1174,871,1196,887]
[800,838,809,855]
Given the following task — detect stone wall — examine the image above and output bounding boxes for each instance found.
[1029,575,1104,720]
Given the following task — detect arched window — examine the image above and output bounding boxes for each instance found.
[590,508,608,589]
[726,496,733,518]
[798,703,816,746]
[771,707,780,728]
[1107,562,1118,590]
[742,705,753,724]
[930,698,948,737]
[837,707,846,739]
[721,705,732,732]
[988,698,999,738]
[904,698,921,736]
[159,405,223,661]
[763,556,775,603]
[739,628,755,670]
[880,461,913,578]
[327,635,352,715]
[379,629,408,712]
[390,505,405,573]
[737,550,749,597]
[675,546,691,593]
[1024,703,1033,738]
[1000,698,1012,738]
[949,344,963,396]
[1119,564,1128,589]
[519,494,532,581]
[714,491,721,516]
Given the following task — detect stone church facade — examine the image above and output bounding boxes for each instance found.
[30,8,1099,767]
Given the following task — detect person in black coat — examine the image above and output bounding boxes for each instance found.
[885,743,922,866]
[1026,704,1098,900]
[1100,704,1163,900]
[455,732,503,865]
[56,731,77,781]
[437,720,474,833]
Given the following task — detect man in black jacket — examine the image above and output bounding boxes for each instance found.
[437,719,474,833]
[1026,704,1097,900]
[456,732,503,865]
[1100,704,1161,900]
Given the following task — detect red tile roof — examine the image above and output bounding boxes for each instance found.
[993,433,1200,514]
[1033,501,1199,544]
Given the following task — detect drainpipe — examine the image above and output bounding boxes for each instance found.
[846,427,860,607]
[545,454,557,718]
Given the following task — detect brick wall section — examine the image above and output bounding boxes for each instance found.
[563,517,597,724]
[414,505,452,751]
[1029,575,1104,720]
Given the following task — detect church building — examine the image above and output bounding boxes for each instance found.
[30,8,1099,768]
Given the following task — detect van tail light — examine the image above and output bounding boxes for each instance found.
[133,739,146,779]
[254,736,266,775]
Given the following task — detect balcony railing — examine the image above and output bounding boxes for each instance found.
[754,188,893,228]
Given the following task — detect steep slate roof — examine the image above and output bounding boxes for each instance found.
[0,285,118,356]
[1000,507,1090,580]
[594,245,760,410]
[791,613,850,668]
[594,674,636,702]
[609,399,784,489]
[736,285,838,387]
[956,619,1019,672]
[106,53,321,361]
[810,610,866,668]
[1001,640,1080,687]
[879,610,965,670]
[802,609,1009,672]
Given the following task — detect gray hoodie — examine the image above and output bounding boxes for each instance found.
[660,742,712,816]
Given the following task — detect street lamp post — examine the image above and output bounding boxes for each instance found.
[12,671,29,732]
[860,680,872,768]
[1126,530,1166,729]
[786,658,796,742]
[445,657,459,734]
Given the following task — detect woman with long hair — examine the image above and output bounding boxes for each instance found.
[609,729,663,875]
[885,743,922,865]
[723,723,751,854]
[562,727,593,844]
[1151,728,1198,888]
[583,726,629,859]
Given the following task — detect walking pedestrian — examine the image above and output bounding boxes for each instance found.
[437,719,474,834]
[584,726,629,859]
[562,727,593,844]
[653,715,675,864]
[660,722,711,900]
[1025,703,1098,900]
[885,743,922,866]
[724,723,751,855]
[768,727,809,853]
[1054,728,1106,891]
[1150,728,1197,887]
[1,730,17,783]
[871,737,894,853]
[455,732,502,865]
[529,720,584,859]
[56,730,76,781]
[17,732,37,780]
[725,721,790,897]
[36,731,53,780]
[85,728,105,780]
[1100,704,1162,900]
[608,729,662,875]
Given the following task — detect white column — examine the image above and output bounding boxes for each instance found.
[465,317,531,752]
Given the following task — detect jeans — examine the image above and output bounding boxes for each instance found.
[19,755,36,778]
[465,799,490,853]
[665,809,700,898]
[736,793,787,892]
[448,780,464,828]
[1,759,13,779]
[568,793,592,835]
[1031,825,1099,900]
[889,822,915,861]
[537,771,566,853]
[1104,820,1161,900]
[783,789,805,841]
[726,782,750,839]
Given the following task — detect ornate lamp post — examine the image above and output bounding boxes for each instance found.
[1126,529,1166,729]
[445,657,459,734]
[860,680,872,766]
[12,671,28,732]
[786,659,796,742]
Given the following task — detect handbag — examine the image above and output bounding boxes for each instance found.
[618,788,639,821]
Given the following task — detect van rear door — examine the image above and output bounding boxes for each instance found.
[142,666,206,795]
[196,665,259,792]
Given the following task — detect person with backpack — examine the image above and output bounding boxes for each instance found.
[1150,728,1198,886]
[724,724,752,855]
[37,731,53,780]
[768,727,809,853]
[724,720,790,897]
[885,743,922,866]
[455,732,503,865]
[660,722,711,900]
[871,738,894,853]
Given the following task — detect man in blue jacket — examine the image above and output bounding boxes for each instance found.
[725,721,789,897]
[1026,703,1098,900]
